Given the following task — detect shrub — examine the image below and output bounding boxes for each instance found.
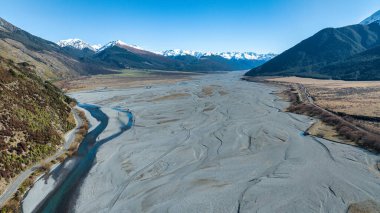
[40,160,52,172]
[361,134,380,152]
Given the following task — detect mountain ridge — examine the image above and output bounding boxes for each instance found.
[361,10,380,25]
[55,37,275,71]
[57,38,276,62]
[245,18,380,80]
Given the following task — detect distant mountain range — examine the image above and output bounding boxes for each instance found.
[57,38,101,51]
[246,10,380,80]
[0,17,275,80]
[57,38,276,72]
[57,38,275,61]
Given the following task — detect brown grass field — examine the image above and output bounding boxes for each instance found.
[259,76,380,151]
[269,77,380,117]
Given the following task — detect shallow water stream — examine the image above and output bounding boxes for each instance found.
[33,104,133,213]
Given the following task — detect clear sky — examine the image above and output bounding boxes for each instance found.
[1,0,380,53]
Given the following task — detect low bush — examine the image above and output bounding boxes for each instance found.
[40,160,52,172]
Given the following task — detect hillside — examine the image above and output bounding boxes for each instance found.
[245,23,380,80]
[0,56,75,193]
[93,44,182,70]
[165,54,267,71]
[0,18,114,80]
[319,46,380,80]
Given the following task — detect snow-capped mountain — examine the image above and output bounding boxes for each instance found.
[214,52,276,61]
[57,38,276,62]
[57,38,96,51]
[91,44,102,51]
[160,50,276,61]
[97,40,145,52]
[160,49,205,58]
[58,39,145,53]
[97,40,126,52]
[360,10,380,25]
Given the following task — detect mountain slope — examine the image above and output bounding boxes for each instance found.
[0,18,84,79]
[245,23,380,79]
[319,45,380,80]
[0,56,75,192]
[94,42,182,70]
[0,18,114,79]
[166,54,268,71]
[361,10,380,25]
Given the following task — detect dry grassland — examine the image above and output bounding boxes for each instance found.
[269,77,380,134]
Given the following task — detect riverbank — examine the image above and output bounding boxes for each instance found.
[22,104,132,213]
[58,72,379,212]
[20,106,90,213]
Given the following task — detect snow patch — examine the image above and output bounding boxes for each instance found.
[160,49,276,61]
[57,38,96,51]
[96,40,145,53]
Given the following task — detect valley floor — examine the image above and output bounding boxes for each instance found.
[40,72,380,212]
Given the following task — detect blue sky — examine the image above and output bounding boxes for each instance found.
[1,0,380,53]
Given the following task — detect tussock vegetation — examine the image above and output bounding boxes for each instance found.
[262,77,380,153]
[287,95,380,152]
[270,77,380,132]
[39,160,52,172]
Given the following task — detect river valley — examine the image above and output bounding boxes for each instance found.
[23,72,380,213]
